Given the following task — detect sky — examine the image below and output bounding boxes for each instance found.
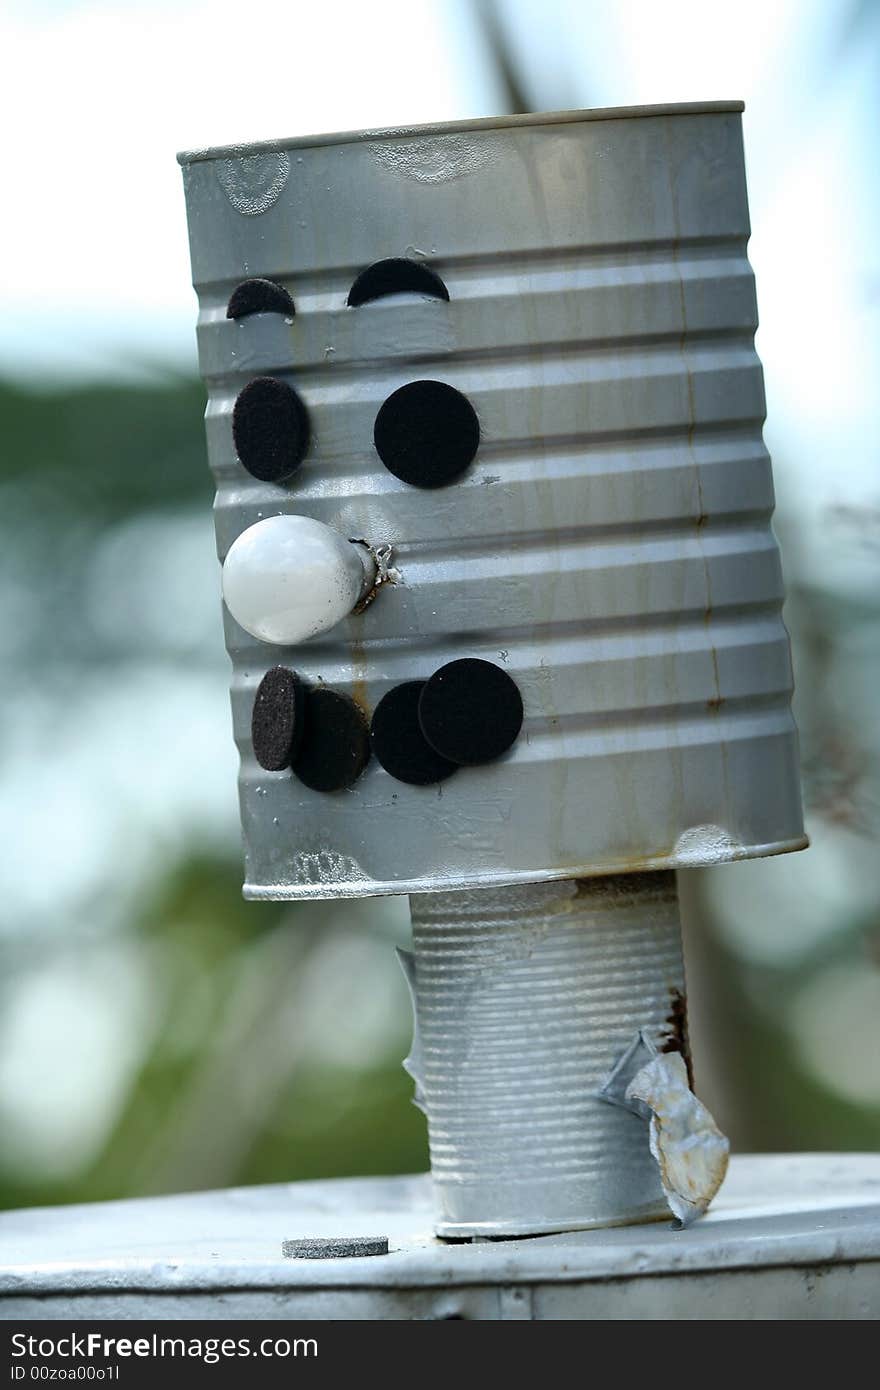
[1,0,876,559]
[0,0,494,379]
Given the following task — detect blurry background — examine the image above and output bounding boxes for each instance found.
[0,0,878,1211]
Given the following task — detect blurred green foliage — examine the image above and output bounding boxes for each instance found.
[0,844,427,1211]
[0,377,210,518]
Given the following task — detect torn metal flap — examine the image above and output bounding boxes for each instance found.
[395,948,426,1114]
[596,1029,659,1118]
[626,1052,730,1227]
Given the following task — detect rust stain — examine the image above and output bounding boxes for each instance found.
[704,605,722,714]
[661,987,694,1089]
[572,869,676,901]
[351,539,395,615]
[665,122,726,777]
[348,630,369,719]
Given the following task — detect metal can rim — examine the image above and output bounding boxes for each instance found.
[241,833,809,903]
[176,99,745,166]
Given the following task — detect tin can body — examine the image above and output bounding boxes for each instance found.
[179,104,805,901]
[408,874,685,1236]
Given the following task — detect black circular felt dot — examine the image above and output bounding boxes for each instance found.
[419,659,523,766]
[347,259,449,307]
[232,376,310,484]
[251,666,304,772]
[227,278,296,320]
[371,681,458,786]
[292,687,371,793]
[373,380,479,489]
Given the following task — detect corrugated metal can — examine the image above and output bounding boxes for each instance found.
[178,103,806,901]
[407,872,686,1236]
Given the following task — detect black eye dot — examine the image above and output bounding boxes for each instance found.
[347,259,449,307]
[251,667,305,771]
[232,376,310,484]
[418,659,523,766]
[373,380,480,489]
[227,278,295,319]
[371,681,458,786]
[292,688,371,793]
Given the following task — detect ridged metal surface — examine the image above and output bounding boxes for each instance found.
[179,105,806,899]
[409,873,686,1235]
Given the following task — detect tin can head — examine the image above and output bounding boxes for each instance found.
[179,103,805,900]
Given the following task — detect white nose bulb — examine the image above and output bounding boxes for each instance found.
[221,515,376,645]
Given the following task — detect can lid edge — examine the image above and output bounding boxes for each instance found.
[176,100,746,167]
[240,832,809,902]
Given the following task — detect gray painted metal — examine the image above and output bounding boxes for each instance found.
[179,103,805,901]
[282,1236,388,1259]
[2,1156,878,1319]
[407,872,686,1235]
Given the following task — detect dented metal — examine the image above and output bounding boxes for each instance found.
[178,103,806,901]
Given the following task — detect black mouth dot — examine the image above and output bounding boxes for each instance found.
[419,659,523,766]
[251,666,305,771]
[292,687,371,793]
[371,681,458,786]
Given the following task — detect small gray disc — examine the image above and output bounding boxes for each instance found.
[281,1236,389,1259]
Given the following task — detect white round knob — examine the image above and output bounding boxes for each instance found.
[221,515,376,645]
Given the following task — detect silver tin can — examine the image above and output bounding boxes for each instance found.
[178,103,806,901]
[407,873,686,1236]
